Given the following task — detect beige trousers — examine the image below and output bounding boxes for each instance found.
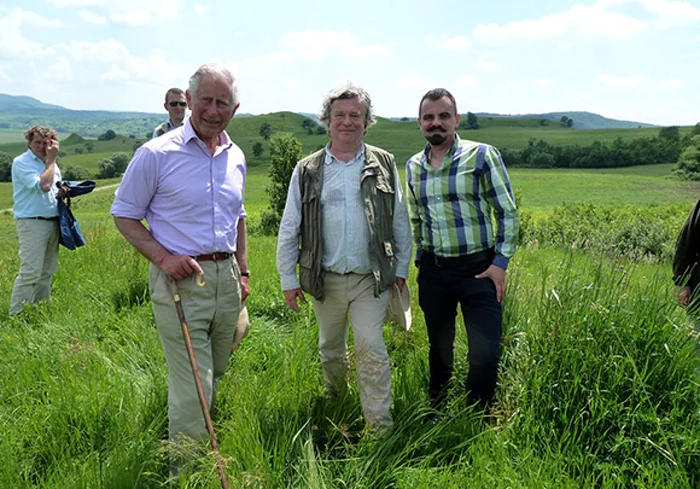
[311,272,393,431]
[149,258,242,443]
[10,219,59,315]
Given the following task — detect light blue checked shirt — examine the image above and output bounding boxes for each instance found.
[277,143,412,291]
[406,135,519,269]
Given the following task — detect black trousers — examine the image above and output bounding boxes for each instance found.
[418,253,502,408]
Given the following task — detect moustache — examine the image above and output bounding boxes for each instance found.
[427,126,446,132]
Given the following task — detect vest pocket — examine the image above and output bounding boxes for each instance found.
[298,248,315,268]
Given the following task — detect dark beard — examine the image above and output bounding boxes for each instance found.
[425,133,447,145]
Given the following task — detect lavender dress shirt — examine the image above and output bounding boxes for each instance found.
[111,120,246,256]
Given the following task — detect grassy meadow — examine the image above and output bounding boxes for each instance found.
[1,113,693,181]
[1,153,700,488]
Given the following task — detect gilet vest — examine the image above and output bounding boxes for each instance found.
[297,144,398,301]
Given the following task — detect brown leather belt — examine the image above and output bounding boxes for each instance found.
[193,252,232,262]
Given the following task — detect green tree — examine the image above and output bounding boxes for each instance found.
[0,151,12,182]
[673,135,700,180]
[85,142,95,153]
[62,165,91,181]
[458,112,479,130]
[658,125,681,142]
[252,142,264,157]
[259,122,272,141]
[263,133,303,233]
[97,152,131,179]
[74,147,84,155]
[560,116,573,128]
[690,123,700,137]
[98,129,117,141]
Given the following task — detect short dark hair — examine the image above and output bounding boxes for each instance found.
[419,88,458,117]
[164,87,185,104]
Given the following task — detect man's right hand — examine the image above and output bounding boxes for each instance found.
[158,254,204,281]
[45,138,59,163]
[676,285,692,308]
[283,288,307,312]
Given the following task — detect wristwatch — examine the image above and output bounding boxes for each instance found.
[240,271,250,278]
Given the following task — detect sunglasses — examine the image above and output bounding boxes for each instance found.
[168,101,187,107]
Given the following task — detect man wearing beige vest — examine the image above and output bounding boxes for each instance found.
[276,83,411,436]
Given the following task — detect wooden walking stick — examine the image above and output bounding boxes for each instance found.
[168,278,230,489]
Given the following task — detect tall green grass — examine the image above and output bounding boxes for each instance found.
[1,166,699,487]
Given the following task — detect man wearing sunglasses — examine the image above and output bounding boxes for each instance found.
[153,87,187,138]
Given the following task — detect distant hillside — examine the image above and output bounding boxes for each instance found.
[476,111,657,130]
[0,93,164,138]
[0,93,66,111]
[391,111,657,130]
[0,92,665,143]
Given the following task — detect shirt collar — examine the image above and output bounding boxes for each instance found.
[183,118,233,149]
[422,134,461,164]
[168,114,187,130]
[27,149,42,162]
[324,142,365,165]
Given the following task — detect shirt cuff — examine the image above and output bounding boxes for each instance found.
[492,253,510,270]
[280,274,301,291]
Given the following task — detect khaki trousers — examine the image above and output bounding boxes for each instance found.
[10,219,59,315]
[311,272,393,430]
[149,259,242,443]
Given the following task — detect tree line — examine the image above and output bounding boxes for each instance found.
[499,124,700,172]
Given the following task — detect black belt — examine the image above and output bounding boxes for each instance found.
[423,249,493,268]
[18,216,58,221]
[193,252,232,262]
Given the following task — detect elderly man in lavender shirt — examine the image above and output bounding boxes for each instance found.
[111,63,249,468]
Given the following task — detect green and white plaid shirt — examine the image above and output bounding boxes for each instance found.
[405,135,519,269]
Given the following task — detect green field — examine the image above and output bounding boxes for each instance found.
[1,112,691,181]
[2,115,700,487]
[1,161,700,487]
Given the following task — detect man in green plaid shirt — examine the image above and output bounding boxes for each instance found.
[405,88,519,412]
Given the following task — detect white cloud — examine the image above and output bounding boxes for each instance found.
[194,4,210,17]
[110,10,154,26]
[658,77,687,90]
[0,9,56,59]
[456,75,479,87]
[595,73,648,88]
[77,9,107,25]
[472,0,700,46]
[5,8,62,27]
[45,0,103,6]
[396,75,434,89]
[595,72,688,92]
[426,34,471,52]
[45,56,73,81]
[279,30,390,61]
[476,54,502,73]
[643,0,700,28]
[47,0,182,26]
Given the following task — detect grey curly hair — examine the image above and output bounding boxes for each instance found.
[318,82,376,129]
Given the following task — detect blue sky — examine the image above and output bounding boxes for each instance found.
[1,0,699,126]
